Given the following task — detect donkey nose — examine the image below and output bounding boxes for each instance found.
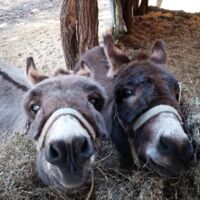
[158,135,172,154]
[74,136,94,159]
[45,140,66,165]
[45,137,94,165]
[158,135,194,162]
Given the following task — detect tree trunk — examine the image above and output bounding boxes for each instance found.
[135,0,149,16]
[114,0,126,32]
[76,0,99,56]
[60,0,99,70]
[133,0,139,14]
[121,0,134,33]
[111,0,149,35]
[60,0,77,70]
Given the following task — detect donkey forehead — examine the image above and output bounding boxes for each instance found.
[115,62,174,88]
[31,75,105,95]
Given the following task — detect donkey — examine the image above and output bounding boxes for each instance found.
[0,60,29,133]
[0,58,107,189]
[74,35,194,177]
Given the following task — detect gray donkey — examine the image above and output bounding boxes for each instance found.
[0,58,107,189]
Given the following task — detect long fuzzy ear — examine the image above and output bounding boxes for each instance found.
[26,57,48,85]
[76,61,93,77]
[149,40,167,64]
[103,34,130,78]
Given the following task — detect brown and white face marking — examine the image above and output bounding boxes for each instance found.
[24,57,107,189]
[104,35,194,177]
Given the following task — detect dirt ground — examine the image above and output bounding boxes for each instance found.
[0,0,63,74]
[0,0,113,74]
[117,7,200,97]
[0,0,200,200]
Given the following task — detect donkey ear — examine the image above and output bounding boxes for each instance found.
[103,34,130,78]
[149,40,167,64]
[26,57,48,85]
[76,61,93,77]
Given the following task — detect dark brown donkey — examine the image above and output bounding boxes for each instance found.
[0,58,107,189]
[75,35,194,177]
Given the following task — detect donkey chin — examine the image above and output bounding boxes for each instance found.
[141,112,194,178]
[35,111,96,189]
[36,151,94,189]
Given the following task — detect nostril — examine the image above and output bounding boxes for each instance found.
[80,137,94,158]
[81,138,89,154]
[158,135,171,153]
[45,141,66,164]
[50,143,59,159]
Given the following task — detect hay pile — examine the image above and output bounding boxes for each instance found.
[0,96,200,200]
[0,134,165,200]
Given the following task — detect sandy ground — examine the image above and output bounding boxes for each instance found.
[0,0,113,74]
[0,0,62,73]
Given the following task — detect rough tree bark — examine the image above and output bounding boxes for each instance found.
[118,0,149,33]
[60,0,77,70]
[76,0,99,56]
[60,0,99,70]
[135,0,149,15]
[133,0,139,14]
[121,0,134,33]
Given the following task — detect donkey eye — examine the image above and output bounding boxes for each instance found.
[30,104,40,114]
[88,96,102,111]
[120,88,133,98]
[89,97,99,107]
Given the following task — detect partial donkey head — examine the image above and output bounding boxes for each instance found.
[104,35,194,177]
[24,57,107,189]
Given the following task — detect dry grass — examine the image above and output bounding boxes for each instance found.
[0,93,200,200]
